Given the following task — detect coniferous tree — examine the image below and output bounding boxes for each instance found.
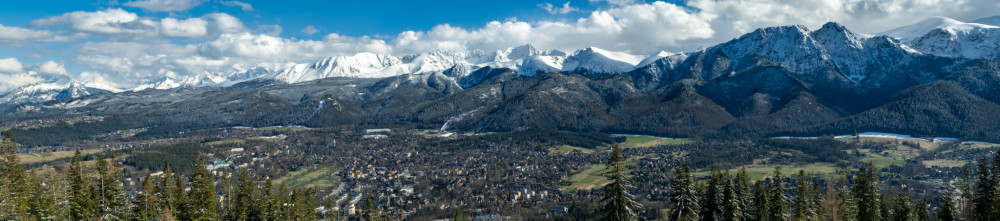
[766,167,788,221]
[700,168,725,221]
[750,181,768,221]
[27,174,57,220]
[939,188,959,221]
[137,175,158,221]
[972,157,998,221]
[735,167,752,221]
[792,170,815,221]
[454,209,469,221]
[958,166,973,220]
[669,166,699,221]
[227,168,260,221]
[818,179,844,221]
[68,150,94,220]
[260,179,280,221]
[157,163,178,213]
[186,156,218,221]
[722,177,744,221]
[852,165,882,221]
[600,145,640,221]
[890,192,915,221]
[0,131,29,220]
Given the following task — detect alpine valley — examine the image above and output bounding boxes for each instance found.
[5,18,1000,145]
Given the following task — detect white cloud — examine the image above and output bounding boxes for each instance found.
[256,24,283,36]
[77,71,122,88]
[29,8,157,35]
[204,13,247,35]
[220,1,254,12]
[33,61,68,75]
[539,2,580,14]
[160,17,209,37]
[0,24,75,43]
[0,58,24,73]
[301,25,319,35]
[589,0,639,6]
[123,0,205,12]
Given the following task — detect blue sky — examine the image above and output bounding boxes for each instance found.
[0,0,998,91]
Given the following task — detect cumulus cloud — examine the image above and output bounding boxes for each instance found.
[301,25,319,35]
[539,2,580,14]
[589,0,639,7]
[220,0,254,12]
[0,24,76,43]
[123,0,205,12]
[33,61,68,75]
[256,24,283,36]
[29,9,245,39]
[0,58,24,73]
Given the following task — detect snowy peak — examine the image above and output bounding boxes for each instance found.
[881,16,1000,59]
[560,47,644,74]
[972,15,1000,26]
[269,53,404,83]
[0,76,118,105]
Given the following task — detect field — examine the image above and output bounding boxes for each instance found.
[620,136,690,148]
[847,149,907,168]
[19,149,103,164]
[923,159,971,168]
[549,145,595,155]
[205,139,247,146]
[275,165,340,189]
[562,164,611,191]
[693,163,840,180]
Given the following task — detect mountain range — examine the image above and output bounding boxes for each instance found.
[4,16,1000,145]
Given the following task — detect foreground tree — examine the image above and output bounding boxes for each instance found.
[0,131,30,219]
[670,166,699,221]
[600,145,640,221]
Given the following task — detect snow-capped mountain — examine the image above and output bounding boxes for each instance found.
[880,17,1000,59]
[560,47,645,74]
[0,76,120,105]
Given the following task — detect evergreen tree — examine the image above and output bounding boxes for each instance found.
[669,166,699,221]
[68,150,94,220]
[766,167,788,221]
[0,131,29,220]
[157,163,178,213]
[818,179,844,221]
[889,192,914,221]
[260,178,280,221]
[186,156,219,221]
[735,167,752,221]
[453,209,469,221]
[95,153,127,220]
[852,165,882,221]
[750,181,768,221]
[227,168,260,221]
[27,175,57,220]
[700,168,725,221]
[136,175,159,221]
[791,170,815,221]
[958,166,973,220]
[599,145,640,221]
[972,157,999,221]
[939,188,959,221]
[722,177,744,221]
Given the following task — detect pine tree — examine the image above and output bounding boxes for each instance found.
[95,153,127,220]
[767,167,789,221]
[791,170,815,221]
[27,174,57,220]
[939,187,959,221]
[852,164,882,221]
[722,177,744,221]
[889,192,915,221]
[227,168,260,221]
[260,178,280,221]
[600,145,640,221]
[750,181,768,221]
[157,163,178,213]
[700,168,725,221]
[136,175,159,220]
[669,166,699,221]
[734,167,752,221]
[958,166,973,220]
[68,150,94,220]
[453,209,469,221]
[186,156,219,221]
[818,179,844,221]
[972,156,999,221]
[0,131,30,220]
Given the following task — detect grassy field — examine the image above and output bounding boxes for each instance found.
[693,163,840,180]
[205,139,247,146]
[923,159,971,168]
[275,165,340,189]
[549,145,595,155]
[20,149,103,164]
[620,136,690,148]
[563,164,611,191]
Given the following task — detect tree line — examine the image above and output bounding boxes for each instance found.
[0,132,322,221]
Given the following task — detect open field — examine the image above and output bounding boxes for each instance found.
[275,165,340,189]
[549,145,595,155]
[205,139,247,146]
[20,149,103,164]
[849,149,906,168]
[923,159,971,168]
[563,164,610,191]
[693,163,840,180]
[620,136,690,148]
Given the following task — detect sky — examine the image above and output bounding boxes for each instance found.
[0,0,999,91]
